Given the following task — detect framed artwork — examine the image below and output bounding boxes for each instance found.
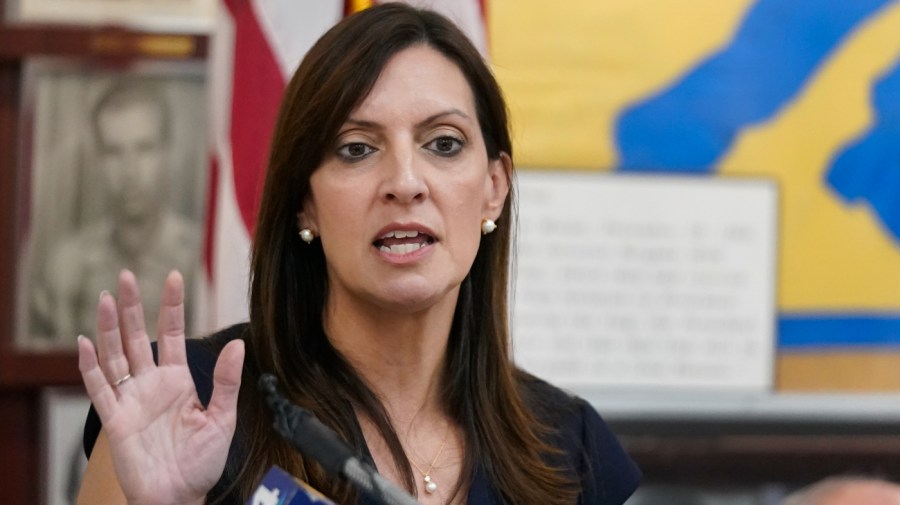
[41,387,92,505]
[15,58,208,352]
[4,0,216,33]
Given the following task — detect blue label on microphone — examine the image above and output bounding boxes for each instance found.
[247,465,336,505]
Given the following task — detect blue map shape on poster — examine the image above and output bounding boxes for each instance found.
[825,59,900,243]
[614,0,892,172]
[778,58,900,349]
[611,0,900,349]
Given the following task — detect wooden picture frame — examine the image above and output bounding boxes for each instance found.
[5,0,215,33]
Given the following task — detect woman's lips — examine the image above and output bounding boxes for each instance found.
[374,229,436,255]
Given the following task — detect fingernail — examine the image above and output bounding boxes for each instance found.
[99,290,109,302]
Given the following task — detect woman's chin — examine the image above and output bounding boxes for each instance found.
[370,283,459,315]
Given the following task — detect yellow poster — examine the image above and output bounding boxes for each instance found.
[491,0,900,391]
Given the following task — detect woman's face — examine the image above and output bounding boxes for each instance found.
[299,44,509,315]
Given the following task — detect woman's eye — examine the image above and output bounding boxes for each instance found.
[425,136,464,157]
[337,142,376,160]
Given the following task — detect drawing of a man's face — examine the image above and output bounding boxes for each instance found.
[94,84,169,225]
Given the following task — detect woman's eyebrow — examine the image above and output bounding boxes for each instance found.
[415,108,471,128]
[342,108,471,131]
[342,118,381,130]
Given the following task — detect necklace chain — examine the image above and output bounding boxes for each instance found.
[409,428,449,495]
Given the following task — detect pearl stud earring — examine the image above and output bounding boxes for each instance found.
[299,228,315,243]
[481,218,497,235]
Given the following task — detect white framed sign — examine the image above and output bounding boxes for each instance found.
[41,387,92,505]
[512,171,778,393]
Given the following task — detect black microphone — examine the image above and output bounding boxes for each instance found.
[258,373,420,505]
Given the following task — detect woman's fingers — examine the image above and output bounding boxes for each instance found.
[117,270,155,376]
[206,339,245,428]
[78,335,119,422]
[156,270,188,367]
[87,270,189,409]
[96,291,132,387]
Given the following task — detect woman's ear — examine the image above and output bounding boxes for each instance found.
[296,199,318,234]
[484,152,511,220]
[296,212,306,231]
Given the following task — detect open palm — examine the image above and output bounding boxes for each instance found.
[78,270,244,505]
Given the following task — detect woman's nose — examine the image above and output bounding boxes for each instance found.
[382,146,429,204]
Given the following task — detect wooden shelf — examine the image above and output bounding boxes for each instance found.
[0,24,208,61]
[612,418,900,484]
[0,352,81,388]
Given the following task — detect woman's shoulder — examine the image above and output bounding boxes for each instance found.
[183,323,249,366]
[516,371,571,400]
[516,370,642,504]
[179,323,250,405]
[515,370,586,426]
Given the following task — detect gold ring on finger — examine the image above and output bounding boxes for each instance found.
[112,373,132,387]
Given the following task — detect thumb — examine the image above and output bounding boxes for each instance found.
[206,339,245,428]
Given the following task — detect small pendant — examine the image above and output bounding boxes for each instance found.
[424,475,438,494]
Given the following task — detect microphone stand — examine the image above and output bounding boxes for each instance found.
[259,374,421,505]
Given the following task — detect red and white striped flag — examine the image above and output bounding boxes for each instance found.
[202,0,488,331]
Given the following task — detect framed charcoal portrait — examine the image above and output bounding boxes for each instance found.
[16,59,207,352]
[4,0,216,33]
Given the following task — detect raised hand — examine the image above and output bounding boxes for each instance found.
[78,270,245,505]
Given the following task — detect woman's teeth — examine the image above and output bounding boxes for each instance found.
[379,242,425,254]
[380,230,419,239]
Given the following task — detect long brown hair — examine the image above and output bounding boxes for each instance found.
[230,4,578,504]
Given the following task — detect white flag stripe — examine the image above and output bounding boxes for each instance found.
[208,5,235,153]
[251,0,344,79]
[212,146,252,329]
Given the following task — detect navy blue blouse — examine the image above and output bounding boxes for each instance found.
[85,324,640,504]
